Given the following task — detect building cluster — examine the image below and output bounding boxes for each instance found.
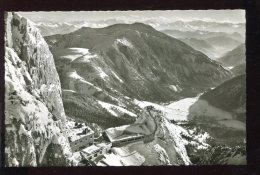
[66,107,158,165]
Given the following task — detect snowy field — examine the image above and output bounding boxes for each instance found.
[133,97,199,121]
[55,47,98,62]
[98,100,137,117]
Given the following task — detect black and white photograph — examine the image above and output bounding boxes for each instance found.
[4,10,246,167]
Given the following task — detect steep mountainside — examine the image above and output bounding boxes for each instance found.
[218,44,246,67]
[231,63,246,76]
[44,23,232,128]
[204,36,242,57]
[180,38,219,59]
[4,12,76,166]
[200,75,245,115]
[188,75,246,146]
[46,23,232,101]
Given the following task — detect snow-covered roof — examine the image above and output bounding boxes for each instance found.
[104,125,128,142]
[65,120,94,142]
[81,145,100,155]
[105,126,144,142]
[72,151,82,161]
[115,38,134,48]
[96,142,112,148]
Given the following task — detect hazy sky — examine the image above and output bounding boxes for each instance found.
[19,10,245,23]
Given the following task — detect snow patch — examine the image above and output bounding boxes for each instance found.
[98,101,137,117]
[134,97,198,121]
[153,144,171,164]
[111,71,124,83]
[69,71,83,80]
[68,70,102,91]
[62,89,76,93]
[169,85,178,92]
[96,67,108,79]
[58,47,97,62]
[98,149,145,166]
[115,38,134,48]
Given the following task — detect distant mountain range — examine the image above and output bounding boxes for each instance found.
[36,19,245,60]
[36,19,245,37]
[162,30,244,59]
[161,29,244,42]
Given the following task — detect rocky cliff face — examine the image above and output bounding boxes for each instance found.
[4,12,75,166]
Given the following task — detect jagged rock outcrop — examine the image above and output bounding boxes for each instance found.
[4,12,76,166]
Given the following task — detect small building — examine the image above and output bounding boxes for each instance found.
[65,121,95,152]
[103,126,146,147]
[80,143,112,162]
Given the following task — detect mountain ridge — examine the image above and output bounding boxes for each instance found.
[44,23,232,129]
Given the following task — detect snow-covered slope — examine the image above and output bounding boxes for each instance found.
[4,12,76,166]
